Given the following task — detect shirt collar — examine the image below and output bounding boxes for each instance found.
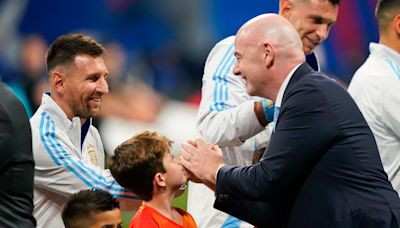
[40,93,90,130]
[275,64,302,108]
[370,42,400,65]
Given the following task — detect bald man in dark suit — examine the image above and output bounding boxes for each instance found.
[181,14,400,228]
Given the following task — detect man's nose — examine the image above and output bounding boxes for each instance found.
[96,76,109,94]
[315,24,330,42]
[232,61,240,76]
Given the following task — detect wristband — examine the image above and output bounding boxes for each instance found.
[261,99,274,123]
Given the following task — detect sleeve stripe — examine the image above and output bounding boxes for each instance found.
[222,215,243,227]
[39,112,139,199]
[39,113,62,166]
[46,113,122,189]
[40,112,124,192]
[217,55,236,111]
[222,57,236,106]
[212,44,234,81]
[386,59,400,80]
[211,43,235,112]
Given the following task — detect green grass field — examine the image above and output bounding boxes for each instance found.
[121,187,188,227]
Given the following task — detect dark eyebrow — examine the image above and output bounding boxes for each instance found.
[86,72,108,79]
[310,15,336,25]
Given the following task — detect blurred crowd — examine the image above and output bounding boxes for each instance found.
[0,0,381,160]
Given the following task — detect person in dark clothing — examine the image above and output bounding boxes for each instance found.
[0,79,35,227]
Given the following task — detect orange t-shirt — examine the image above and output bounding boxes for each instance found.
[129,203,197,228]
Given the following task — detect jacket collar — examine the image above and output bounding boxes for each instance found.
[282,63,315,104]
[39,93,91,132]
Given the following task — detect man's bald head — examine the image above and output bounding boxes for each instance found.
[236,13,304,60]
[233,14,305,100]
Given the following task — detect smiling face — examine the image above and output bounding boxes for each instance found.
[281,0,339,54]
[232,39,267,97]
[62,54,109,120]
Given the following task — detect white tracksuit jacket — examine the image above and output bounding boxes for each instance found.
[349,43,400,194]
[30,93,137,227]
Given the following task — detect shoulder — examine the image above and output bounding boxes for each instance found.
[88,124,101,137]
[205,36,235,66]
[0,83,28,125]
[214,36,235,48]
[300,72,346,93]
[30,106,64,134]
[130,206,158,227]
[175,207,197,227]
[354,56,383,78]
[130,217,158,228]
[286,72,331,99]
[284,72,349,113]
[30,108,44,128]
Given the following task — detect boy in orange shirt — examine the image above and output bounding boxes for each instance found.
[109,131,196,228]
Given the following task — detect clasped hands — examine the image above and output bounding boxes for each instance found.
[180,138,224,191]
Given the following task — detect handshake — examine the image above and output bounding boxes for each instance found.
[180,139,224,191]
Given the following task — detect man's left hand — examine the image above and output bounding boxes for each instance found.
[180,138,224,190]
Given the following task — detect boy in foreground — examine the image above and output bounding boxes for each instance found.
[109,131,196,228]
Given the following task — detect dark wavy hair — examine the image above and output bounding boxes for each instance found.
[62,189,120,228]
[46,33,105,73]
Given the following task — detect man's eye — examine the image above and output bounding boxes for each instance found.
[313,17,323,24]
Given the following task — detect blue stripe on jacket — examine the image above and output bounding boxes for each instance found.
[39,111,139,199]
[386,59,400,80]
[211,43,235,111]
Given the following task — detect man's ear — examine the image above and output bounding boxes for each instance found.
[263,43,274,69]
[51,70,65,95]
[279,0,293,17]
[394,14,400,36]
[154,172,166,187]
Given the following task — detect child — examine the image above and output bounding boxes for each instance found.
[109,131,196,228]
[62,189,122,228]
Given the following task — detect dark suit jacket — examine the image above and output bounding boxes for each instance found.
[214,63,400,228]
[0,81,36,227]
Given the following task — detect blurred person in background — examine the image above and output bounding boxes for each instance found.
[0,79,35,227]
[99,41,164,124]
[19,34,49,112]
[348,0,400,193]
[98,41,198,158]
[189,0,340,227]
[4,34,49,117]
[30,33,140,228]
